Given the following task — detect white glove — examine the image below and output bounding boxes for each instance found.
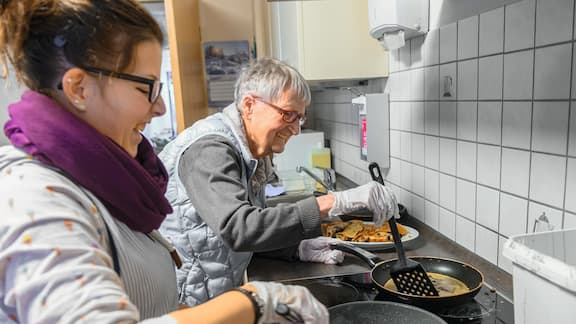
[298,237,345,264]
[329,181,400,226]
[249,281,329,324]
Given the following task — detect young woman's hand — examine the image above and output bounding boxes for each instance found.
[247,281,329,324]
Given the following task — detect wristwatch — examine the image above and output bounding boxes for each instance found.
[232,287,265,324]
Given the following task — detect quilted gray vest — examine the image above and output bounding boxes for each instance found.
[159,104,266,306]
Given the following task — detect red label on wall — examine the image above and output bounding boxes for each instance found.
[361,116,367,160]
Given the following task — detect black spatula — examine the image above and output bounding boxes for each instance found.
[368,162,439,297]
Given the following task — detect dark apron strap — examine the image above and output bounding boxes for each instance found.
[104,221,121,276]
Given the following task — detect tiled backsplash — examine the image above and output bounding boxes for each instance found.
[310,0,576,274]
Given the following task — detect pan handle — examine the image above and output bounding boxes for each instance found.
[329,242,383,268]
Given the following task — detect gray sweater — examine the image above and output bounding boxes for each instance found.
[179,135,322,258]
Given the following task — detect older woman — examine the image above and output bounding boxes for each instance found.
[0,1,327,323]
[160,57,399,306]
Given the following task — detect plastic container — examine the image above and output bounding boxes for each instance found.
[503,229,576,324]
[311,147,331,169]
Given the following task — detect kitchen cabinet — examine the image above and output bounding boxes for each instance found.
[267,0,388,81]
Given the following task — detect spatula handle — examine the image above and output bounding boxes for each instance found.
[368,162,408,267]
[388,217,407,266]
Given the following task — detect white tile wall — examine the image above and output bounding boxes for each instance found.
[565,212,576,229]
[499,193,528,236]
[475,225,499,264]
[531,102,569,154]
[425,169,440,203]
[457,102,477,141]
[477,144,501,188]
[476,185,500,231]
[425,136,440,169]
[411,102,425,133]
[457,141,477,181]
[456,179,476,221]
[501,148,530,197]
[569,104,576,155]
[478,55,503,100]
[425,200,440,230]
[425,102,440,135]
[565,158,576,212]
[502,101,532,149]
[458,16,479,60]
[479,7,504,56]
[425,66,440,100]
[439,102,457,138]
[477,102,502,145]
[440,23,457,63]
[412,134,426,165]
[439,173,456,211]
[533,44,572,100]
[456,215,475,251]
[535,0,574,46]
[503,50,534,100]
[423,29,440,67]
[457,59,478,100]
[310,0,576,273]
[439,138,457,175]
[529,153,566,208]
[439,207,456,239]
[412,165,425,197]
[504,0,535,52]
[412,36,425,68]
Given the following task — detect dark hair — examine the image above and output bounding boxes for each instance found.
[0,0,163,92]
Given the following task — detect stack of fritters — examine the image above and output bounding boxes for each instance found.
[322,220,408,242]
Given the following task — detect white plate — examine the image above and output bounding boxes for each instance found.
[334,223,419,251]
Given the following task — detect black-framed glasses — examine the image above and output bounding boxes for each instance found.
[253,97,306,126]
[83,66,163,104]
[58,66,163,104]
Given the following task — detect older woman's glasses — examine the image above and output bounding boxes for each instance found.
[82,66,163,104]
[254,97,306,126]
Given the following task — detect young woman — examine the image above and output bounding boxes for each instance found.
[0,1,327,323]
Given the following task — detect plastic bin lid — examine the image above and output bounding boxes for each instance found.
[503,229,576,293]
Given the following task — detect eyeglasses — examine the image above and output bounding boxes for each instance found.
[57,66,163,104]
[253,97,306,126]
[83,66,163,104]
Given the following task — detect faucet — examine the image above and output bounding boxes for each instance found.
[296,166,336,191]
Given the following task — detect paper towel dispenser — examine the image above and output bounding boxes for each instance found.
[368,0,429,50]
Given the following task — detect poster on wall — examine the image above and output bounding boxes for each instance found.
[203,40,251,109]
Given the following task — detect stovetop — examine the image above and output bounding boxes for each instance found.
[284,272,514,324]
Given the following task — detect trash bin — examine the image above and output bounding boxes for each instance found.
[503,229,576,324]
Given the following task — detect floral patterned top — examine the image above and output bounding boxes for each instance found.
[0,146,178,323]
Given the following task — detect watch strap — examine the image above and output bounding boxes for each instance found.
[231,287,264,324]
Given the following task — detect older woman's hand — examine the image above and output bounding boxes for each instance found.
[248,281,329,324]
[298,237,345,264]
[328,181,400,226]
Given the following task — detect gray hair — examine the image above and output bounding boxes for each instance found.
[234,57,311,109]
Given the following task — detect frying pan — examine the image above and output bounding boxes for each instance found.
[331,243,484,308]
[329,301,446,324]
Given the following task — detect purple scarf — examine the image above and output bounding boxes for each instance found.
[4,91,172,233]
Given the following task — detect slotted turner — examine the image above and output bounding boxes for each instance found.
[368,162,439,297]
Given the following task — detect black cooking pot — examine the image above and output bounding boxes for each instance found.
[331,243,484,308]
[329,301,446,324]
